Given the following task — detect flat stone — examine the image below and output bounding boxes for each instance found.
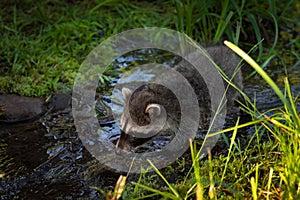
[0,94,45,121]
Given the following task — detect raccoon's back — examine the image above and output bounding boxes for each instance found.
[173,45,242,107]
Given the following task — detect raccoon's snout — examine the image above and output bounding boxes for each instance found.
[120,113,130,133]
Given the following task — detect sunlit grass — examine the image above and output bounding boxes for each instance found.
[0,0,299,199]
[112,42,299,199]
[226,41,299,199]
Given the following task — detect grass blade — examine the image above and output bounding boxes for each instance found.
[224,41,297,125]
[220,117,240,185]
[267,168,274,200]
[190,140,204,200]
[132,182,178,199]
[147,159,182,199]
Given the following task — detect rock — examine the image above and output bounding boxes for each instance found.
[0,92,72,123]
[0,94,45,121]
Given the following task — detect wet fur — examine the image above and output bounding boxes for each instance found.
[118,45,243,150]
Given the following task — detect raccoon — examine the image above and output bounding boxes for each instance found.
[117,45,243,150]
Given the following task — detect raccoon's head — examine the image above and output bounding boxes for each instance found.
[120,86,168,138]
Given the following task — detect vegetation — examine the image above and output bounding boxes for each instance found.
[113,42,299,199]
[1,0,298,96]
[0,0,299,199]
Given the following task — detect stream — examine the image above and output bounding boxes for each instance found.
[0,48,299,199]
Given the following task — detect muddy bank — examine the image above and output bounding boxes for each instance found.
[0,93,109,199]
[0,48,298,199]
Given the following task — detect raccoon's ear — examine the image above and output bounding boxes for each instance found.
[145,104,161,116]
[122,88,132,101]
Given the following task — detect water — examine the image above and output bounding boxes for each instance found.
[0,48,299,199]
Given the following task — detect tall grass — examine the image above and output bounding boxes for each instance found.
[115,42,299,199]
[1,0,295,96]
[0,0,298,198]
[226,41,299,199]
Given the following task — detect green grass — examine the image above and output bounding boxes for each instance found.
[116,43,299,199]
[1,0,297,96]
[0,0,168,96]
[0,0,299,199]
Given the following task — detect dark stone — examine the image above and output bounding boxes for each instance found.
[0,94,45,121]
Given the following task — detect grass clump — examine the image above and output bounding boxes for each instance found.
[0,0,171,96]
[0,0,299,199]
[112,42,299,200]
[1,0,297,96]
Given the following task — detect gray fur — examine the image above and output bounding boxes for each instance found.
[118,45,243,150]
